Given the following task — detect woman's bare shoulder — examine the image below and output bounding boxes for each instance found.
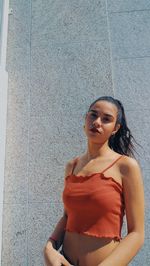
[121,155,141,169]
[64,154,83,177]
[120,155,142,180]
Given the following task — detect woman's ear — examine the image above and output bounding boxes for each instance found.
[112,123,121,135]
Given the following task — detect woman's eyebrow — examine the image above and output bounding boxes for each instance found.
[89,109,114,118]
[104,113,114,118]
[89,109,97,113]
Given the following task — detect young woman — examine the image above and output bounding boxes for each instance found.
[43,96,145,266]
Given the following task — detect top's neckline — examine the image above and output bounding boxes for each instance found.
[65,172,123,190]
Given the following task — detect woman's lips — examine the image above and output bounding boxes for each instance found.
[90,127,101,134]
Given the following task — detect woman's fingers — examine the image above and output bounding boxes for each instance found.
[61,255,73,266]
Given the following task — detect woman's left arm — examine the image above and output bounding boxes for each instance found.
[98,157,145,266]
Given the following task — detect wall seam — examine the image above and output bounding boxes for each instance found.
[26,0,32,264]
[0,0,9,264]
[109,9,150,14]
[105,0,115,97]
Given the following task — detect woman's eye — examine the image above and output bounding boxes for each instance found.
[88,113,111,122]
[103,117,110,122]
[90,113,97,117]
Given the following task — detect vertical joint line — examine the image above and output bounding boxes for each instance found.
[105,0,115,97]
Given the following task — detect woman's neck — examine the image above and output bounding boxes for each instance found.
[85,140,113,161]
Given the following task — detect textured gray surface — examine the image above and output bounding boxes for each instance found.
[126,109,150,168]
[31,40,112,116]
[2,0,30,264]
[109,10,150,59]
[107,0,150,12]
[2,0,149,265]
[32,0,106,42]
[2,204,27,266]
[3,91,29,203]
[2,0,30,205]
[27,202,63,266]
[113,58,150,110]
[0,0,3,52]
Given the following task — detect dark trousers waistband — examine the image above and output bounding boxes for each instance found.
[60,247,74,265]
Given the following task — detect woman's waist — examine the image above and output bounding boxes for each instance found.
[64,230,120,245]
[62,231,120,266]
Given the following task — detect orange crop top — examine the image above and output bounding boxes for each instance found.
[62,155,125,241]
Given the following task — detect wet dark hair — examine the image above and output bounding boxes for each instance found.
[87,96,139,157]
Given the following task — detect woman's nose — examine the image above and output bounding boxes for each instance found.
[93,117,102,127]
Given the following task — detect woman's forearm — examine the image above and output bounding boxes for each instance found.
[98,232,144,266]
[45,214,67,250]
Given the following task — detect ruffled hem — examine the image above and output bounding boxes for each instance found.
[65,172,123,190]
[65,228,122,241]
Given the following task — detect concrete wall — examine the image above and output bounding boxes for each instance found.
[1,0,150,265]
[0,0,9,265]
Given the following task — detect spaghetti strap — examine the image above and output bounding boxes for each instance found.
[71,157,79,174]
[101,155,123,174]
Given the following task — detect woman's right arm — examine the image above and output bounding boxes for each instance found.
[43,157,79,266]
[43,212,69,266]
[44,210,68,252]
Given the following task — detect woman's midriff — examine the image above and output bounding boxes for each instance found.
[62,231,121,266]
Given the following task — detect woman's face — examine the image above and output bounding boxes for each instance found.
[84,100,120,143]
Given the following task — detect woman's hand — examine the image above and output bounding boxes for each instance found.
[43,246,72,266]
